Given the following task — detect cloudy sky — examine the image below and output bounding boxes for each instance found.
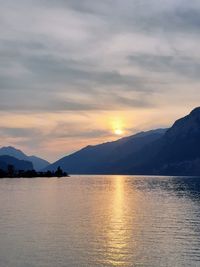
[1,0,200,161]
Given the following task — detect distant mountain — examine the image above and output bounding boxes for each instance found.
[28,156,50,171]
[46,129,167,174]
[0,146,50,171]
[0,155,33,171]
[0,146,27,160]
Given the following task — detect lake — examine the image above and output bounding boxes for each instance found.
[0,175,200,267]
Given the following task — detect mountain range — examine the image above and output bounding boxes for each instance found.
[0,147,49,171]
[2,107,200,176]
[46,128,167,174]
[0,155,33,171]
[46,107,200,176]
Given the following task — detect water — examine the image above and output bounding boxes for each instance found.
[0,176,200,267]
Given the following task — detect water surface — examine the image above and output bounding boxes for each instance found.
[0,175,200,267]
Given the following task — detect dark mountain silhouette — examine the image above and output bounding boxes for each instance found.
[47,107,200,175]
[118,107,200,175]
[46,129,167,174]
[0,155,33,171]
[0,146,49,171]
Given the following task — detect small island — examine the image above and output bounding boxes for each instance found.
[0,165,69,178]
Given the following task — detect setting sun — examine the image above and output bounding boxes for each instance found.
[114,129,123,135]
[110,117,125,136]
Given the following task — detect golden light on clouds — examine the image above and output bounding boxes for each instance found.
[0,108,185,161]
[111,117,125,136]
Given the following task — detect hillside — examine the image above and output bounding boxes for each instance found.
[47,107,200,175]
[46,129,166,174]
[0,155,33,171]
[0,147,49,171]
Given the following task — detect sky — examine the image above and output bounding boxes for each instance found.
[1,0,200,161]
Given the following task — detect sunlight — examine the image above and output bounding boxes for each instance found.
[111,118,125,136]
[105,176,127,265]
[114,128,123,136]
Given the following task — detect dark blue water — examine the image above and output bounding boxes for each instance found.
[0,175,200,267]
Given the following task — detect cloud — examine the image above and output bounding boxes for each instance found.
[0,127,40,138]
[128,54,200,80]
[1,0,200,159]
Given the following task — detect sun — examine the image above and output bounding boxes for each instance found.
[111,118,124,136]
[114,128,123,135]
[110,116,125,136]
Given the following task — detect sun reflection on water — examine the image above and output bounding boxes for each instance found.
[105,176,131,266]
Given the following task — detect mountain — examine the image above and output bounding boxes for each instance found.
[0,146,27,160]
[47,107,200,176]
[46,129,167,174]
[28,156,50,171]
[0,146,50,171]
[0,155,33,171]
[122,107,200,175]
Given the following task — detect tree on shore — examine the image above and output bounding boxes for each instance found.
[7,164,15,177]
[55,166,63,177]
[0,165,69,178]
